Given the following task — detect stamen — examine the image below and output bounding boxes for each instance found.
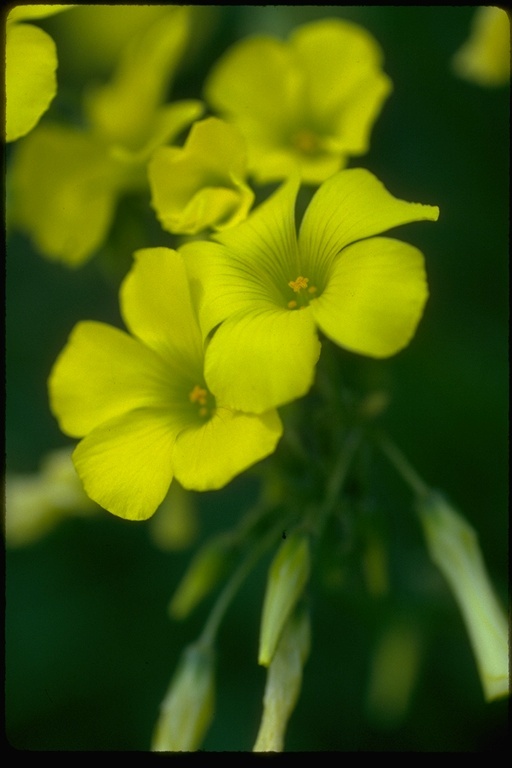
[288,276,309,293]
[292,129,319,155]
[189,385,208,405]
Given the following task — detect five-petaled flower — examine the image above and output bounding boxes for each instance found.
[204,18,392,184]
[183,169,439,414]
[48,249,282,520]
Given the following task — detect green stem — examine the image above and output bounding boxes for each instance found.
[374,431,430,500]
[198,521,284,648]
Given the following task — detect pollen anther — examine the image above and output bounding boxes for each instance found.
[288,276,309,293]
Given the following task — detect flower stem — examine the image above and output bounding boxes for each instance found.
[198,520,284,648]
[374,431,430,500]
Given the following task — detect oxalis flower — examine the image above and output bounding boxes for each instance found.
[183,169,439,414]
[48,249,282,521]
[204,18,392,184]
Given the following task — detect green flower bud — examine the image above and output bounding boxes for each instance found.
[253,605,311,752]
[152,642,215,752]
[417,491,509,701]
[169,533,236,620]
[258,533,310,667]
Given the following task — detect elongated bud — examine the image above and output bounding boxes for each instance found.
[151,642,215,752]
[169,533,236,620]
[258,533,310,667]
[416,491,509,701]
[254,604,311,752]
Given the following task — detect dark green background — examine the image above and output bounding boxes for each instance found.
[6,7,508,751]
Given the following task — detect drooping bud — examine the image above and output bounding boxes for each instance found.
[253,605,311,752]
[258,533,310,667]
[417,491,509,701]
[168,533,236,620]
[151,642,215,751]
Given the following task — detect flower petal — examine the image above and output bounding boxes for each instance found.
[205,36,301,146]
[204,308,320,413]
[290,19,392,155]
[120,248,204,374]
[48,321,177,437]
[149,117,253,235]
[10,124,120,265]
[182,176,301,338]
[84,6,192,150]
[73,408,177,520]
[312,237,428,358]
[173,407,283,491]
[5,23,57,142]
[299,169,439,278]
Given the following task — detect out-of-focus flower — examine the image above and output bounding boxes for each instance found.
[253,605,311,752]
[205,18,392,184]
[258,534,310,667]
[184,169,438,414]
[9,7,203,266]
[452,7,510,87]
[5,5,72,142]
[149,117,254,235]
[417,492,509,702]
[152,642,215,751]
[5,447,97,547]
[48,248,283,521]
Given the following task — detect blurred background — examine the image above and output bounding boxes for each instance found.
[5,6,508,750]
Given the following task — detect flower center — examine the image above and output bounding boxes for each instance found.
[291,129,320,156]
[189,384,216,419]
[287,276,317,309]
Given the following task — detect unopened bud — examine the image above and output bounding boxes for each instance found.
[254,605,311,752]
[151,642,215,751]
[417,491,509,701]
[258,533,310,667]
[169,533,236,620]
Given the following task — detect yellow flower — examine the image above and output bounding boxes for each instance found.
[452,7,510,87]
[9,7,203,266]
[204,18,392,184]
[5,5,72,142]
[183,169,439,414]
[149,117,254,235]
[48,248,282,521]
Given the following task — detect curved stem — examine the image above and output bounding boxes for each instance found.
[374,431,430,500]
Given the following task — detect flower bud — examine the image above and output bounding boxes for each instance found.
[253,605,311,752]
[168,533,236,620]
[417,491,509,701]
[152,642,215,751]
[258,533,310,667]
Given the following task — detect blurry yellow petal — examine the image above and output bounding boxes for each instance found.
[149,117,253,235]
[5,23,57,142]
[10,125,120,265]
[299,169,439,277]
[152,643,215,751]
[254,606,310,752]
[173,407,283,490]
[84,6,192,150]
[452,7,510,87]
[258,534,310,667]
[8,5,73,23]
[312,237,428,358]
[120,248,204,371]
[204,309,320,413]
[73,408,178,521]
[48,321,176,438]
